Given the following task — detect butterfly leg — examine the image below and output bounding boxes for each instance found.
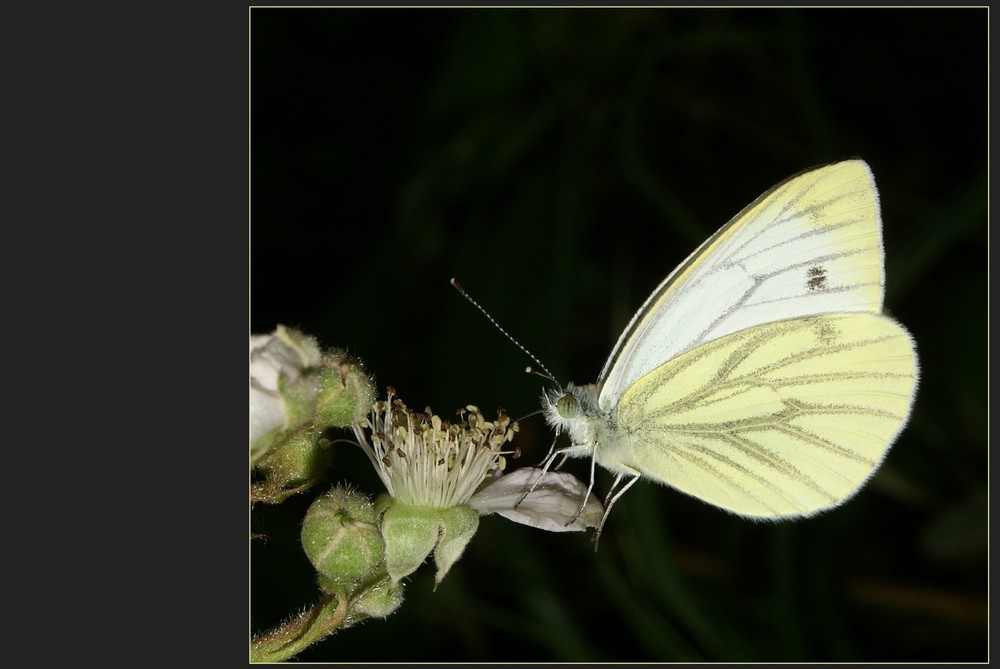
[514,442,594,509]
[591,470,641,549]
[534,434,571,471]
[566,445,600,527]
[535,434,557,467]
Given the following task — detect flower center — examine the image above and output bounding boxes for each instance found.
[353,388,519,508]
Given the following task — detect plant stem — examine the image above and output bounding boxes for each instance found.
[250,590,348,662]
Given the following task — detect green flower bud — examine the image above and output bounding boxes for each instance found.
[312,352,376,428]
[301,488,384,588]
[253,425,334,494]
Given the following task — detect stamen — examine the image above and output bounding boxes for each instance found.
[352,389,519,508]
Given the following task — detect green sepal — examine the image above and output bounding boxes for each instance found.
[378,500,479,586]
[432,504,479,585]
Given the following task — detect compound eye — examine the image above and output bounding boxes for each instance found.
[555,393,579,419]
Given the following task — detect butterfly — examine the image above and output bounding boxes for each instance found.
[539,159,920,539]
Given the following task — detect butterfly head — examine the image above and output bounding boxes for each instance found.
[541,382,602,446]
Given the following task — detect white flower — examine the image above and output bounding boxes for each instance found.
[250,325,323,462]
[353,389,603,584]
[467,466,604,531]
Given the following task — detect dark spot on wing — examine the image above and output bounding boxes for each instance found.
[807,265,828,291]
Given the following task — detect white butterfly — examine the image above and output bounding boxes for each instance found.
[538,159,920,540]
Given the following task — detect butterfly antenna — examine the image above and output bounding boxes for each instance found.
[450,278,558,383]
[525,365,560,387]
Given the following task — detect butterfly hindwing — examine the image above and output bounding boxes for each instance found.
[604,312,918,518]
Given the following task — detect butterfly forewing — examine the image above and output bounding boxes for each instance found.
[609,313,918,518]
[599,160,885,409]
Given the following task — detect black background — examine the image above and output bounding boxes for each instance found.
[251,8,987,662]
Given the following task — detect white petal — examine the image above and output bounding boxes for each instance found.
[250,326,322,393]
[251,340,297,390]
[250,384,285,447]
[468,467,604,532]
[250,327,321,453]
